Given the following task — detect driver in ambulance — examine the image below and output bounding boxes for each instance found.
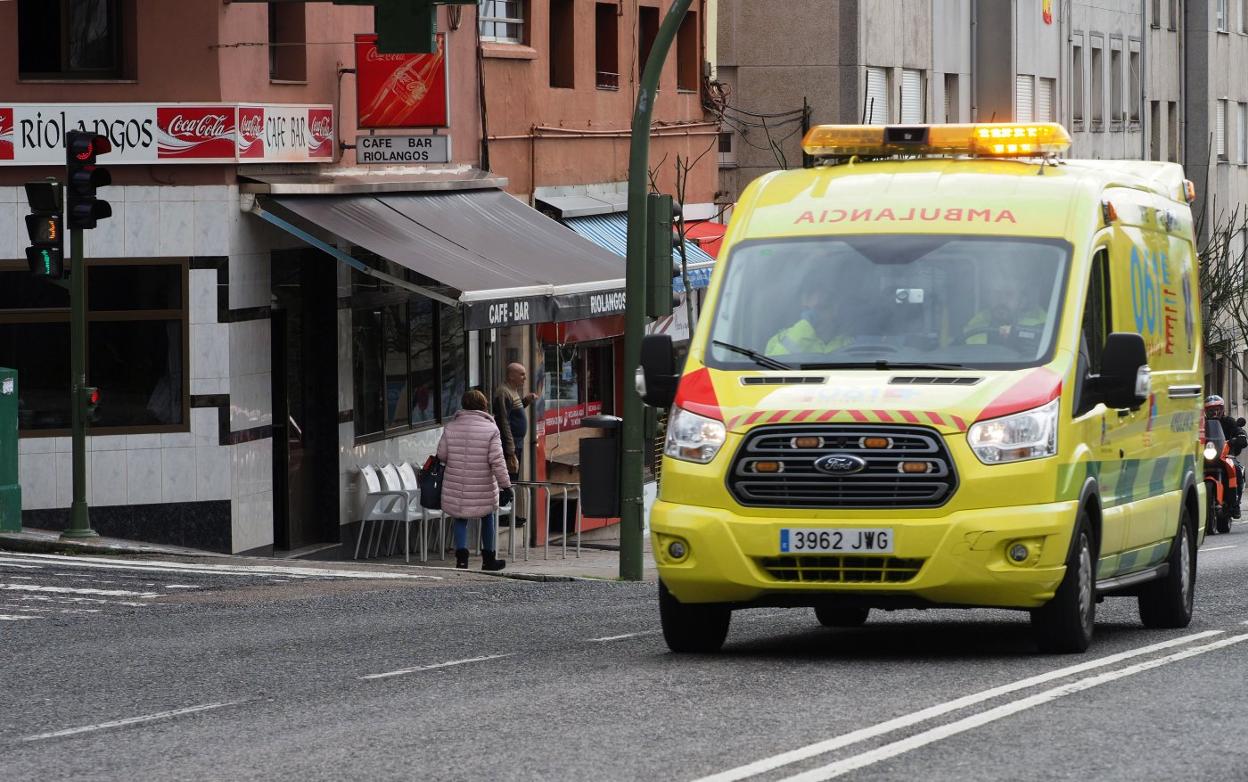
[765,275,849,357]
[962,275,1047,347]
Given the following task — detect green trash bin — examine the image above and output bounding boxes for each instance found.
[0,368,19,532]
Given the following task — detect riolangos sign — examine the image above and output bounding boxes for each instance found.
[0,103,334,165]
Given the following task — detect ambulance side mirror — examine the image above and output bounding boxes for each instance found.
[1096,332,1150,410]
[637,334,679,408]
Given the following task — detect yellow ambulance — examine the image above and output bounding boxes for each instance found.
[638,123,1205,654]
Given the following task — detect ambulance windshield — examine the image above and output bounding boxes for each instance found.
[705,235,1070,371]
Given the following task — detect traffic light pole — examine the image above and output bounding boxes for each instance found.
[61,227,95,539]
[621,0,691,581]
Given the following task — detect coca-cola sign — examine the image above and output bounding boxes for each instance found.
[157,107,236,159]
[0,103,334,166]
[355,33,449,129]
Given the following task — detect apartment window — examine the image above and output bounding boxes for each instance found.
[1037,77,1055,122]
[638,5,659,75]
[480,0,526,44]
[717,130,736,168]
[268,2,306,82]
[17,0,126,78]
[1242,0,1248,33]
[1072,37,1085,127]
[943,73,960,123]
[351,270,466,440]
[1169,0,1178,29]
[1169,101,1181,161]
[865,67,890,123]
[548,0,574,88]
[1110,39,1123,127]
[594,3,619,90]
[0,260,188,434]
[1240,103,1247,163]
[1218,0,1228,31]
[676,10,699,91]
[1218,100,1228,160]
[898,69,924,123]
[1151,0,1161,26]
[1090,37,1104,129]
[1128,42,1141,125]
[1150,101,1162,159]
[1015,74,1034,122]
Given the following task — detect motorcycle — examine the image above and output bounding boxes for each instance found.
[1203,418,1242,535]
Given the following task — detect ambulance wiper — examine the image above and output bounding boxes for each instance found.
[800,360,966,371]
[711,340,795,371]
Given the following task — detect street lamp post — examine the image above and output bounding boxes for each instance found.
[620,0,693,581]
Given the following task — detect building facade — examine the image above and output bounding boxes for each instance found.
[2,0,717,555]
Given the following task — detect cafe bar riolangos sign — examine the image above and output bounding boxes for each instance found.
[0,103,335,165]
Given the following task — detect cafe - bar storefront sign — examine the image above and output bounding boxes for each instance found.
[0,103,335,165]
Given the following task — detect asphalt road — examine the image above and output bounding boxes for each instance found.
[1,532,1246,782]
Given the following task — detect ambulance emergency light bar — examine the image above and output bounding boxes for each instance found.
[801,123,1073,159]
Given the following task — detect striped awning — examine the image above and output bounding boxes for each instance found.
[562,213,717,291]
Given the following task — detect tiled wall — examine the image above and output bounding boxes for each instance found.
[12,183,288,554]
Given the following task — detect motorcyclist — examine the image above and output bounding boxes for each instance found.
[1205,394,1246,518]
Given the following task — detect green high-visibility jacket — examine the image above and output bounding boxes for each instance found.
[765,319,847,356]
[962,308,1047,345]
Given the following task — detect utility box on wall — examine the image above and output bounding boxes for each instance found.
[0,368,19,532]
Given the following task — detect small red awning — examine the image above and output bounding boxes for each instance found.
[684,220,727,259]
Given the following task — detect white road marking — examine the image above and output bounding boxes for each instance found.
[360,654,515,681]
[691,630,1223,782]
[20,701,245,742]
[1203,545,1237,551]
[0,604,100,614]
[5,575,35,580]
[589,632,649,642]
[0,553,442,581]
[11,594,150,607]
[778,633,1248,782]
[162,585,200,589]
[0,584,159,599]
[0,614,43,621]
[0,562,43,569]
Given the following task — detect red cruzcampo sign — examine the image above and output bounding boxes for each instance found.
[355,33,449,129]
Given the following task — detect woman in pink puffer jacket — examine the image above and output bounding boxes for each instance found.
[436,389,513,570]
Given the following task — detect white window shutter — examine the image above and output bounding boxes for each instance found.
[866,67,889,124]
[1015,75,1034,122]
[1037,78,1055,122]
[900,69,923,123]
[1218,100,1227,158]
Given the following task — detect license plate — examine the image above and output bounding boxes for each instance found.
[779,528,894,554]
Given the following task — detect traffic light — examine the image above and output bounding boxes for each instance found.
[24,181,64,279]
[83,387,100,421]
[65,131,113,230]
[645,193,680,318]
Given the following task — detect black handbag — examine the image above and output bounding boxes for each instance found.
[418,456,445,510]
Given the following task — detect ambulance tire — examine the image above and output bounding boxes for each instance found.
[1031,512,1096,654]
[1138,506,1196,629]
[659,581,730,654]
[814,606,870,628]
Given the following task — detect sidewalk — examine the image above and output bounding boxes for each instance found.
[0,526,660,582]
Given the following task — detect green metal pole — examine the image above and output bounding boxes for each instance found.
[621,0,692,581]
[62,227,95,539]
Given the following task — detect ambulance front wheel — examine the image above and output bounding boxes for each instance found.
[659,581,731,653]
[1031,511,1096,654]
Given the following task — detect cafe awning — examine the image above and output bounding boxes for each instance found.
[255,187,628,330]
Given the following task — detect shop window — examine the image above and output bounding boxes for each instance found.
[0,260,188,434]
[548,0,575,88]
[638,5,659,78]
[676,10,699,92]
[595,2,619,90]
[18,0,128,79]
[479,0,526,43]
[268,1,307,82]
[350,269,466,441]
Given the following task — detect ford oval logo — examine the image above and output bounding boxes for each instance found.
[813,454,867,475]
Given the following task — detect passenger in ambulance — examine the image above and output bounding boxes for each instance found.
[962,275,1047,349]
[764,272,849,357]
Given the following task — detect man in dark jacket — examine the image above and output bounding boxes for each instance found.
[493,362,538,481]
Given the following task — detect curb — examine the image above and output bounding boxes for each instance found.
[0,534,218,559]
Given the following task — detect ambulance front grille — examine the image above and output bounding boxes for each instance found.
[726,424,957,509]
[756,555,926,584]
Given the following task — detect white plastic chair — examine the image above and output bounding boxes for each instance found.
[377,463,430,564]
[397,461,445,562]
[353,464,409,560]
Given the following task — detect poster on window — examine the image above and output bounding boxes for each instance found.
[355,33,450,129]
[0,103,335,165]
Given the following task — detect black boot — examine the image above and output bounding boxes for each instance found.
[455,548,469,569]
[481,550,506,571]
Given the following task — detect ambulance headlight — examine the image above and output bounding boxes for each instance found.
[967,398,1059,464]
[1204,445,1219,461]
[665,405,727,464]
